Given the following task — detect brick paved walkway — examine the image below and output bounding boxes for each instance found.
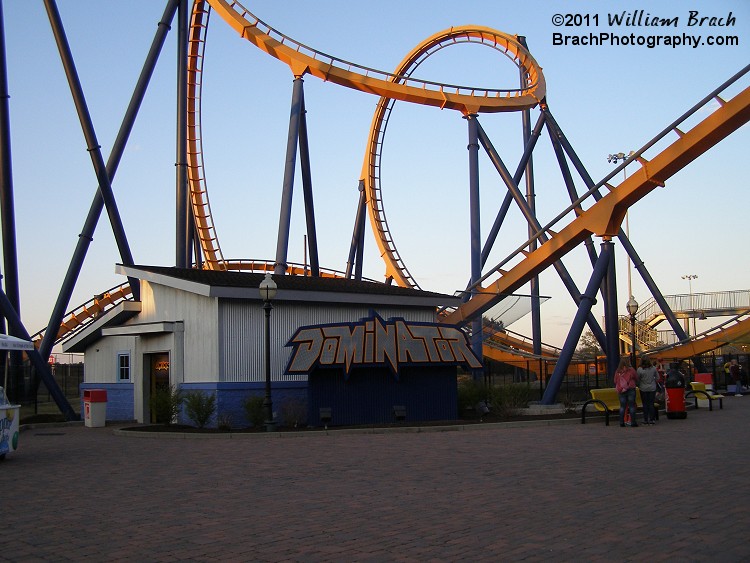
[1,398,749,562]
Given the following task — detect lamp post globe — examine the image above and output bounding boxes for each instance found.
[626,296,639,367]
[259,273,277,432]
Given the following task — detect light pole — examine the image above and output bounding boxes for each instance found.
[682,274,698,336]
[608,151,635,298]
[626,296,639,368]
[259,272,278,432]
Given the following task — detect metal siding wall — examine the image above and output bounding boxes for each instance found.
[219,300,436,383]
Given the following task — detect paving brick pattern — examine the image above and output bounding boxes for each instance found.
[1,398,749,561]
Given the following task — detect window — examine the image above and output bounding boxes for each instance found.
[117,352,131,382]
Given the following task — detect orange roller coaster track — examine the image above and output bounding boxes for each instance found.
[187,0,545,275]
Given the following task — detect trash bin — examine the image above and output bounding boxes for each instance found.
[83,389,107,428]
[665,364,687,419]
[0,387,20,460]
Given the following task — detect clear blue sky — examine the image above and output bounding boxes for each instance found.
[3,0,749,352]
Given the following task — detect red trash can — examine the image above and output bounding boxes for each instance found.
[665,364,687,419]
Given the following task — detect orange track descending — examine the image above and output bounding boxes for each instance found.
[441,86,750,326]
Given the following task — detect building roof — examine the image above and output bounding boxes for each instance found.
[62,265,460,354]
[116,264,461,308]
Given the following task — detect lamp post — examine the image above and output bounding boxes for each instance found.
[626,296,639,368]
[608,151,635,298]
[259,272,278,432]
[681,274,698,336]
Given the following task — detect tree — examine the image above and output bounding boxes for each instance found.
[576,330,603,357]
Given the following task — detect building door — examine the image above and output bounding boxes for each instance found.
[148,353,170,423]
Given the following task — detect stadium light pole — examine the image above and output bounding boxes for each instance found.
[259,273,278,431]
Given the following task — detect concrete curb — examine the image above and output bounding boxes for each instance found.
[112,416,583,439]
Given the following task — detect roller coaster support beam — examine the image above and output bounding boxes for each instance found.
[604,239,620,381]
[0,2,23,383]
[346,181,367,281]
[444,81,750,328]
[0,288,77,420]
[544,112,599,268]
[476,120,608,352]
[298,94,320,277]
[482,112,545,269]
[39,0,178,360]
[542,108,690,346]
[541,241,613,404]
[44,0,137,287]
[519,37,542,357]
[176,0,189,268]
[466,114,483,373]
[275,76,305,275]
[0,2,19,334]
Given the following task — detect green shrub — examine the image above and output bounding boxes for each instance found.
[243,395,265,428]
[183,391,217,428]
[457,376,488,417]
[150,385,183,425]
[489,383,531,420]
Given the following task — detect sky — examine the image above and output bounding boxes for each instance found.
[3,0,749,354]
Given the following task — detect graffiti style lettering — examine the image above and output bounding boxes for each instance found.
[285,313,482,376]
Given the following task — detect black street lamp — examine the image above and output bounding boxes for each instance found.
[259,272,278,432]
[626,296,639,368]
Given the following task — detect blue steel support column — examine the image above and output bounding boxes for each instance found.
[39,0,178,361]
[175,0,189,268]
[0,1,19,332]
[0,288,76,420]
[518,38,541,356]
[44,0,136,278]
[543,108,689,342]
[274,76,304,275]
[541,241,613,404]
[298,94,319,277]
[466,114,483,374]
[481,112,545,267]
[346,181,366,280]
[544,114,599,267]
[477,122,608,351]
[603,239,620,383]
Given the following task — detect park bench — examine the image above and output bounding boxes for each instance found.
[685,381,724,411]
[580,388,659,425]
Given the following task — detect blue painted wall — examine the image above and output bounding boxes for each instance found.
[307,366,458,427]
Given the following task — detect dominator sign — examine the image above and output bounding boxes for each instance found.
[285,313,482,377]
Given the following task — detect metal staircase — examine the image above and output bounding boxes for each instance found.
[620,289,750,353]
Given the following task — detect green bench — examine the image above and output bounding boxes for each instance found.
[581,388,659,425]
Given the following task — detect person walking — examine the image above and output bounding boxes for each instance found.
[615,357,639,427]
[729,359,742,396]
[637,358,658,424]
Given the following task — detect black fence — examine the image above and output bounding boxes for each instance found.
[483,357,609,406]
[2,361,83,411]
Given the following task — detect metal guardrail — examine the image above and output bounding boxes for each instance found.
[638,290,750,322]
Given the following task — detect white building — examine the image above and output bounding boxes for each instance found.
[64,265,468,427]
